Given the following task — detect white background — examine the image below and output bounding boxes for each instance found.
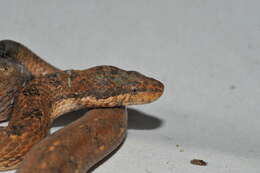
[1,0,260,172]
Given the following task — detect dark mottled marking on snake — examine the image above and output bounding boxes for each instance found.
[22,108,44,120]
[0,58,31,121]
[22,85,41,96]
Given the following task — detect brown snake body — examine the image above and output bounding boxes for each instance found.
[18,108,127,173]
[0,40,164,171]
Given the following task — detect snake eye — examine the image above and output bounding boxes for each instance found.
[131,87,137,94]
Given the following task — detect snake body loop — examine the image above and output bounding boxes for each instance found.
[17,108,128,173]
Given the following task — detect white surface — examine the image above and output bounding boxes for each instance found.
[0,0,260,172]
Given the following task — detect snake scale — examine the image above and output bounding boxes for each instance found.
[0,40,164,172]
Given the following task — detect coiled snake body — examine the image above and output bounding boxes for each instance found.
[0,40,164,172]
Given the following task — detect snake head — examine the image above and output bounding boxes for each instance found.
[84,66,164,106]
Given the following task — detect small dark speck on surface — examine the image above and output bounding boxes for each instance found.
[190,159,207,166]
[230,85,236,90]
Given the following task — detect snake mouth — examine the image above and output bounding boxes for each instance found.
[129,91,163,105]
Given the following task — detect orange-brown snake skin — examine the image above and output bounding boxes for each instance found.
[0,40,164,172]
[18,108,127,173]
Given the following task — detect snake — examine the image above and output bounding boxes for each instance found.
[0,40,164,172]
